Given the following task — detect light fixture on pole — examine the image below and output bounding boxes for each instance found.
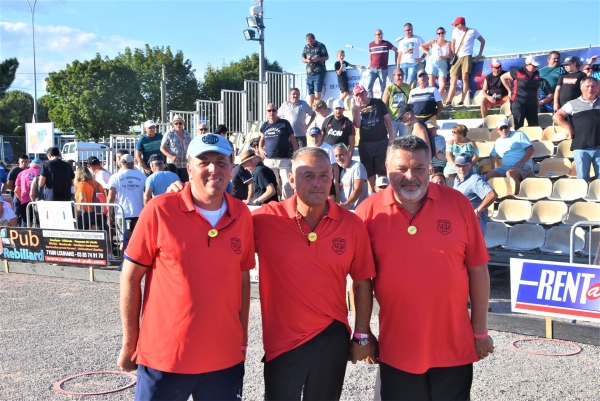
[26,0,38,122]
[345,44,369,53]
[243,1,265,81]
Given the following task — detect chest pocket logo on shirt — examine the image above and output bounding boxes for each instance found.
[231,238,242,254]
[437,220,452,235]
[332,238,346,255]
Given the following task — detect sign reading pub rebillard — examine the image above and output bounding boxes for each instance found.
[511,258,600,322]
[0,227,108,266]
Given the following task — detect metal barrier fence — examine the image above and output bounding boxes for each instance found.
[195,100,221,135]
[221,90,246,134]
[108,135,140,172]
[0,136,27,165]
[267,71,295,108]
[570,221,600,264]
[245,80,267,133]
[25,201,127,262]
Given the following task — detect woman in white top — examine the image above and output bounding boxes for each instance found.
[419,27,453,102]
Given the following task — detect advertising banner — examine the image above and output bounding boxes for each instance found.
[511,258,600,323]
[0,227,108,266]
[25,122,54,154]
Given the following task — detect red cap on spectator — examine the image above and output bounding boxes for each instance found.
[353,85,366,96]
[451,17,466,26]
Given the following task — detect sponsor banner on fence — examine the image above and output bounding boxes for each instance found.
[26,122,54,154]
[511,258,600,323]
[0,227,108,266]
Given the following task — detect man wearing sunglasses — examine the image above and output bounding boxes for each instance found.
[160,114,192,182]
[136,120,163,176]
[368,29,398,98]
[197,123,209,135]
[480,60,508,118]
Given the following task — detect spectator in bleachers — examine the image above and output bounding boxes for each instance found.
[553,77,600,181]
[278,87,315,148]
[334,143,368,210]
[302,33,329,107]
[39,147,75,202]
[312,100,331,131]
[240,150,279,206]
[74,166,103,230]
[486,117,534,193]
[135,120,163,176]
[501,55,542,129]
[444,124,479,178]
[87,156,111,195]
[453,153,498,235]
[368,29,397,98]
[230,160,254,203]
[582,56,600,79]
[309,127,340,202]
[259,103,298,199]
[6,155,29,225]
[382,68,411,138]
[398,107,433,157]
[480,60,508,118]
[322,99,356,156]
[335,50,363,101]
[446,16,485,107]
[14,158,41,226]
[426,120,446,175]
[143,154,180,204]
[554,56,587,111]
[538,78,555,113]
[352,85,395,193]
[397,23,424,87]
[539,51,564,92]
[408,69,443,121]
[160,114,192,182]
[419,27,452,102]
[197,123,209,135]
[215,124,235,163]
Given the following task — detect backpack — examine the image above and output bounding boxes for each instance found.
[86,181,108,215]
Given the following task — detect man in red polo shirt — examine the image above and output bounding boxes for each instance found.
[117,133,254,400]
[356,136,493,401]
[252,147,377,400]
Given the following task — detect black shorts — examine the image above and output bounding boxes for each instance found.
[329,179,336,196]
[359,138,388,178]
[338,76,349,93]
[379,362,473,401]
[264,320,350,400]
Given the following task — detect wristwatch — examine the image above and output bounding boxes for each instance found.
[352,337,370,347]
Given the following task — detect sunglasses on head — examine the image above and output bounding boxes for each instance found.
[333,143,348,150]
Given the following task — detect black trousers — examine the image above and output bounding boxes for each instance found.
[379,362,473,401]
[264,320,350,401]
[511,100,539,129]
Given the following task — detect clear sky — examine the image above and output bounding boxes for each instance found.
[2,0,599,101]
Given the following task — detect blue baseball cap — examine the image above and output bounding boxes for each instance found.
[454,153,473,165]
[31,158,42,166]
[309,127,322,136]
[187,133,232,158]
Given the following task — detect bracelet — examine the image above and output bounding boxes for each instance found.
[353,333,370,339]
[473,332,488,339]
[241,345,248,351]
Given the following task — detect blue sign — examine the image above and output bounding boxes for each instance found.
[511,259,600,322]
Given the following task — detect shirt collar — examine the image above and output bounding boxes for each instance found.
[178,182,235,219]
[577,95,600,106]
[281,194,340,221]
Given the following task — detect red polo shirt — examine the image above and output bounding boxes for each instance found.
[252,195,376,362]
[125,184,255,374]
[355,184,489,374]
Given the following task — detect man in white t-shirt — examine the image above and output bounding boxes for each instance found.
[309,127,340,202]
[278,87,316,148]
[333,143,368,210]
[397,23,425,86]
[446,16,486,106]
[87,156,112,195]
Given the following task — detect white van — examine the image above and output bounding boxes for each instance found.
[61,142,110,165]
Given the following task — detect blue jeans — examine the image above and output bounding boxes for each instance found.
[391,119,407,138]
[367,68,388,98]
[574,147,600,180]
[401,62,419,83]
[306,71,326,95]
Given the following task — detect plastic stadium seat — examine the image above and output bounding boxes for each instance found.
[344,97,355,110]
[542,125,569,142]
[547,178,588,201]
[531,140,554,159]
[476,141,495,159]
[526,200,568,225]
[485,222,508,248]
[325,98,334,109]
[503,224,546,251]
[538,113,554,129]
[519,126,543,142]
[468,128,490,142]
[540,226,585,254]
[562,202,600,225]
[451,93,464,106]
[487,177,516,198]
[488,203,495,218]
[514,177,553,200]
[478,159,493,175]
[555,139,573,159]
[581,228,600,257]
[491,199,532,223]
[500,101,511,116]
[536,157,571,178]
[584,180,600,202]
[472,90,484,107]
[483,114,508,129]
[489,129,501,141]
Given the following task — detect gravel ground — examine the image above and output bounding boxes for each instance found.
[2,271,600,400]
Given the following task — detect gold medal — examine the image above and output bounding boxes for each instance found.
[308,232,318,242]
[208,229,219,238]
[407,226,417,235]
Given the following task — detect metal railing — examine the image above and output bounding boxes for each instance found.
[220,90,247,134]
[570,221,600,264]
[108,135,140,172]
[195,100,221,136]
[244,80,268,133]
[267,71,295,109]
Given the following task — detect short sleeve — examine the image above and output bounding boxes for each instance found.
[124,202,159,267]
[135,137,144,152]
[40,164,49,178]
[472,29,480,39]
[303,102,316,116]
[160,133,170,146]
[284,120,294,136]
[510,69,518,80]
[517,131,533,148]
[239,207,256,271]
[320,43,329,57]
[107,175,117,190]
[490,143,498,157]
[348,216,376,281]
[259,122,267,134]
[561,102,574,116]
[3,202,16,220]
[473,177,494,200]
[557,75,564,86]
[145,175,154,190]
[334,61,341,70]
[460,196,489,267]
[408,92,415,104]
[433,88,442,102]
[356,163,368,180]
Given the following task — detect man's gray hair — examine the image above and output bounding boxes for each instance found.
[291,147,330,167]
[581,76,599,87]
[386,136,430,162]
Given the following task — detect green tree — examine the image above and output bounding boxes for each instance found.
[0,58,19,98]
[199,53,283,101]
[0,90,37,134]
[116,45,200,121]
[45,54,142,140]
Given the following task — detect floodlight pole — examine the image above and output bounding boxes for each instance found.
[258,0,265,81]
[26,0,38,122]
